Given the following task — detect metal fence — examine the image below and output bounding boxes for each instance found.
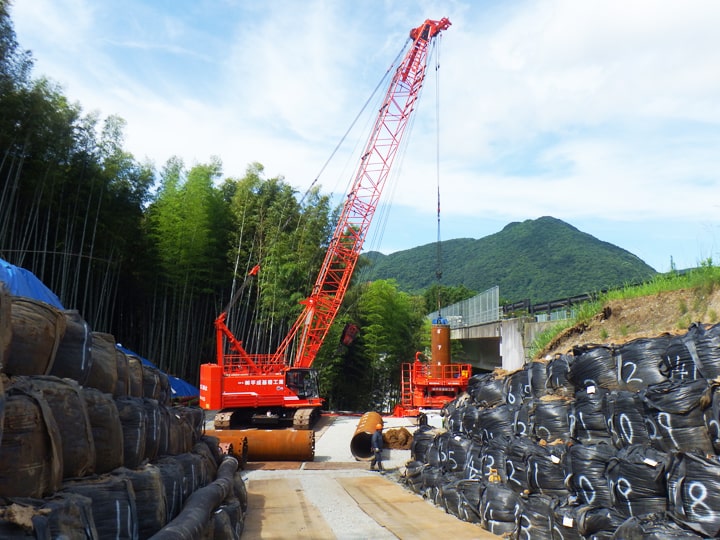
[428,286,500,329]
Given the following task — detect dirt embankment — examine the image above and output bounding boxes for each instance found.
[536,286,720,358]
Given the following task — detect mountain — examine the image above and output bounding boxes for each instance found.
[359,216,656,303]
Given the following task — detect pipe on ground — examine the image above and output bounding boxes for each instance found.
[205,428,315,461]
[149,455,239,540]
[350,411,383,461]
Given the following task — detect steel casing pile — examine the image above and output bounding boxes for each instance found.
[0,286,247,539]
[403,321,720,539]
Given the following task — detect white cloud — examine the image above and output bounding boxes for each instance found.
[10,0,720,270]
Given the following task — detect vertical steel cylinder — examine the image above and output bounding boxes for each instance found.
[430,322,451,377]
[205,429,315,461]
[350,411,383,460]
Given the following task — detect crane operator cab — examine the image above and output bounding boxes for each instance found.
[286,368,320,399]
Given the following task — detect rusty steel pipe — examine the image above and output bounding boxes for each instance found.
[350,411,383,461]
[205,429,315,461]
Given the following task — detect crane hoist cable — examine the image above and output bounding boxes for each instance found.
[434,32,445,318]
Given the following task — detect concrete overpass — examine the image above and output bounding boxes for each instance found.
[451,317,557,372]
[428,286,573,373]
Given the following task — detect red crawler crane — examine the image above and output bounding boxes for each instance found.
[200,17,452,430]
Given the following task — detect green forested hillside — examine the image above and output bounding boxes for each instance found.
[361,216,657,302]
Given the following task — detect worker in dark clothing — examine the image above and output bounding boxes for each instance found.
[370,423,384,472]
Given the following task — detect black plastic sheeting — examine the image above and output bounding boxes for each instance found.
[403,322,720,538]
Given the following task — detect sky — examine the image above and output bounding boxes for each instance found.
[10,0,720,273]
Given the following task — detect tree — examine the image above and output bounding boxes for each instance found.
[315,279,426,411]
[422,283,477,314]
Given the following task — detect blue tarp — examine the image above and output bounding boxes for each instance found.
[0,258,63,309]
[1,258,199,399]
[117,345,199,398]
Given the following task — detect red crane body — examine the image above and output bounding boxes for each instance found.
[200,18,451,429]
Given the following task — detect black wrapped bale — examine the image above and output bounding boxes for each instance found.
[605,445,671,518]
[567,442,616,508]
[208,498,243,540]
[444,434,473,474]
[505,437,537,494]
[446,406,463,435]
[614,335,670,391]
[143,398,161,462]
[0,284,10,372]
[455,479,483,524]
[403,460,426,493]
[0,493,97,539]
[420,464,445,493]
[517,493,553,540]
[550,499,583,540]
[463,440,484,480]
[425,431,449,469]
[174,452,206,502]
[81,387,123,474]
[612,512,704,539]
[143,365,162,401]
[480,436,510,484]
[546,354,575,397]
[525,443,569,497]
[127,355,145,398]
[157,370,171,406]
[569,344,619,391]
[505,367,531,407]
[410,425,437,462]
[476,403,516,442]
[175,406,204,443]
[197,435,223,468]
[192,442,218,488]
[604,390,649,448]
[114,347,130,398]
[467,372,507,408]
[570,387,612,444]
[705,384,720,454]
[115,396,147,469]
[4,297,66,377]
[438,479,463,518]
[661,329,704,381]
[688,321,720,378]
[117,464,168,539]
[527,361,548,398]
[149,456,239,540]
[479,483,520,537]
[514,400,532,438]
[18,376,96,479]
[0,386,62,498]
[153,456,185,523]
[667,451,720,538]
[85,332,118,395]
[641,378,713,454]
[530,397,572,442]
[460,403,479,436]
[49,309,93,386]
[574,504,626,538]
[62,475,138,539]
[163,407,193,456]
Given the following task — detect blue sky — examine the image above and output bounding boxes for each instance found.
[11,0,720,273]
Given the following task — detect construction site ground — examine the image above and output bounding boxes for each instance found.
[232,413,500,539]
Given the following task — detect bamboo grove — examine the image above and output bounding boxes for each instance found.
[0,3,486,410]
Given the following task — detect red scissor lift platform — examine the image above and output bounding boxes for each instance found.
[394,358,472,417]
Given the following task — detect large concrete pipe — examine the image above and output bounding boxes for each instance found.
[350,411,383,461]
[206,429,315,461]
